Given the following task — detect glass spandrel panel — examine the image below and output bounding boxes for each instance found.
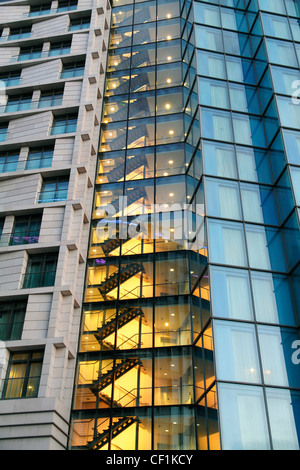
[153,406,196,450]
[203,141,238,179]
[257,325,300,388]
[157,18,181,42]
[156,40,182,64]
[156,63,183,89]
[266,388,300,450]
[129,91,156,119]
[154,300,192,347]
[110,25,134,49]
[211,266,254,321]
[157,0,180,20]
[245,225,287,272]
[270,66,300,96]
[250,271,297,325]
[111,4,134,27]
[208,220,247,267]
[154,351,194,405]
[132,22,156,45]
[105,71,131,96]
[194,2,221,27]
[205,178,241,220]
[240,183,279,225]
[195,25,223,51]
[217,383,271,450]
[261,12,292,40]
[266,38,298,66]
[201,108,233,142]
[134,0,156,24]
[214,320,261,383]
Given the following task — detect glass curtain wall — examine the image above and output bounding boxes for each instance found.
[195,0,300,450]
[69,0,219,451]
[70,0,300,451]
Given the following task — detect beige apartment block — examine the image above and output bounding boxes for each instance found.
[0,0,111,450]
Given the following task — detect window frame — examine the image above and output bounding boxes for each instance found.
[1,351,43,399]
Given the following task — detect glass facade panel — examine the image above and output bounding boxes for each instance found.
[70,0,300,451]
[217,383,271,450]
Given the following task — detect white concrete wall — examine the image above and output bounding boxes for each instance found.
[0,6,30,23]
[0,173,40,211]
[21,59,62,86]
[31,14,69,38]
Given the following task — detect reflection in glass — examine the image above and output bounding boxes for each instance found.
[218,383,271,450]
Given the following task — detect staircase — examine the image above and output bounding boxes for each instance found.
[110,49,151,73]
[109,186,147,212]
[98,262,145,298]
[105,121,149,151]
[100,236,124,255]
[106,153,148,182]
[95,306,144,343]
[90,357,142,395]
[130,73,152,93]
[88,416,140,450]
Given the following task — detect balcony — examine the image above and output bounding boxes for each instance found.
[37,188,68,203]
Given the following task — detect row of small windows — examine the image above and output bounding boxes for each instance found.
[0,252,59,325]
[0,61,85,88]
[197,0,299,18]
[0,2,78,396]
[1,350,43,400]
[0,16,90,41]
[0,146,54,172]
[0,112,78,144]
[1,89,64,114]
[0,162,67,210]
[18,40,72,61]
[29,0,77,15]
[194,1,300,39]
[0,214,41,247]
